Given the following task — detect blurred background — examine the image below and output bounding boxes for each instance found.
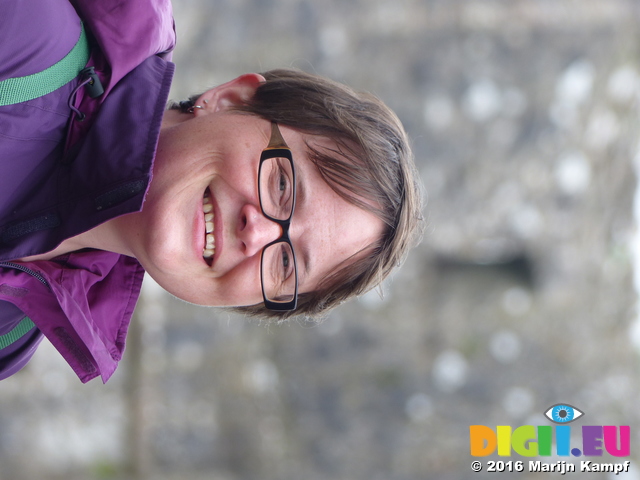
[2,0,640,479]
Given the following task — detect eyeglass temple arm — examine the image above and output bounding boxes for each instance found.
[267,122,289,149]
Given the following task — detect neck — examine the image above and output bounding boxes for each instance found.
[19,216,132,262]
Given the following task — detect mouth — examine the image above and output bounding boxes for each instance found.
[202,188,215,266]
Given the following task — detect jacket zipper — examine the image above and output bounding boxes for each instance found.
[0,262,51,289]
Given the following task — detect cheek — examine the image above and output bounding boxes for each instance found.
[154,259,264,307]
[155,127,192,172]
[214,150,260,189]
[213,259,264,306]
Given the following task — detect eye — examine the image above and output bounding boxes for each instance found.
[279,244,293,279]
[278,169,287,192]
[544,404,584,424]
[260,157,294,219]
[270,160,292,207]
[267,242,295,285]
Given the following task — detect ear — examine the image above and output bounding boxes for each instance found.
[193,73,266,116]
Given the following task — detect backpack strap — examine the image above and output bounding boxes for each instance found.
[0,317,36,349]
[0,23,90,106]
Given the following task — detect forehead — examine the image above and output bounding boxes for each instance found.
[279,125,384,292]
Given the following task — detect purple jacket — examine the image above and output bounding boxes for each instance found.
[0,0,175,382]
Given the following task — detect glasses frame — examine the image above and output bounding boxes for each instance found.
[258,122,298,311]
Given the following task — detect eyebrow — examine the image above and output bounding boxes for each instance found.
[299,241,312,288]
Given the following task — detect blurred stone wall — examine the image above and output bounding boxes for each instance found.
[1,1,640,479]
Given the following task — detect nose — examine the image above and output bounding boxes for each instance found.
[238,203,283,257]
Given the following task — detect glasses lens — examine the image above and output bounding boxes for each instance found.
[261,241,297,303]
[259,157,295,220]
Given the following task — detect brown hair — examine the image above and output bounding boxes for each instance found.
[173,69,424,320]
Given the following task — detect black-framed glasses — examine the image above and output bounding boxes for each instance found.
[258,122,298,311]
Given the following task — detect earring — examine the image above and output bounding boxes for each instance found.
[187,105,204,114]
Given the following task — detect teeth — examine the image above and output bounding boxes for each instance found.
[203,190,215,261]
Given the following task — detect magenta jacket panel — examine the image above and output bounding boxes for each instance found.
[0,0,176,382]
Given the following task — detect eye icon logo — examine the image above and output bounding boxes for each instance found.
[544,404,584,424]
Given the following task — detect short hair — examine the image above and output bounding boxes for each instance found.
[171,68,424,320]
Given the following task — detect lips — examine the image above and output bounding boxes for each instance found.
[203,188,215,265]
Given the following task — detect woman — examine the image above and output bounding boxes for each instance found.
[0,0,423,382]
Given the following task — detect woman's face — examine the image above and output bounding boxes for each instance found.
[117,74,384,307]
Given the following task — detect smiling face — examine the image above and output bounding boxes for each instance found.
[114,74,384,308]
